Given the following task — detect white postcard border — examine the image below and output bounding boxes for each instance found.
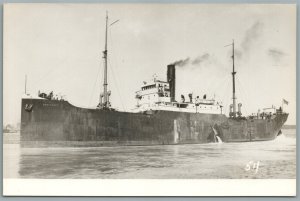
[3,179,296,196]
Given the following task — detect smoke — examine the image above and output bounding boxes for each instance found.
[234,49,243,59]
[241,21,264,52]
[191,53,210,65]
[171,21,265,68]
[268,48,285,58]
[268,48,286,63]
[171,57,190,67]
[170,53,210,67]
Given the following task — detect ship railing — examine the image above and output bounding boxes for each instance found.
[247,112,276,120]
[195,99,215,105]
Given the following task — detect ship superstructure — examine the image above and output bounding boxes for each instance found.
[133,65,222,115]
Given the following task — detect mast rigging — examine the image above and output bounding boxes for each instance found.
[99,12,110,109]
[232,40,237,118]
[225,40,237,118]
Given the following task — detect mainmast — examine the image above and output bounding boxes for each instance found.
[100,12,110,109]
[225,40,237,118]
[231,40,237,118]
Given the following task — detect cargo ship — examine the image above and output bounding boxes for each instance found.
[20,14,288,147]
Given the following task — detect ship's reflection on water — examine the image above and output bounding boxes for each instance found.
[3,129,296,179]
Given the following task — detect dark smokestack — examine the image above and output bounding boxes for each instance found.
[167,64,176,102]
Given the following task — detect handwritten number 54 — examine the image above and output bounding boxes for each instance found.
[245,161,260,174]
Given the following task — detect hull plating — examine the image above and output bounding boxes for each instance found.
[21,99,288,146]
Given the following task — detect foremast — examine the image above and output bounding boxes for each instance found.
[99,12,111,109]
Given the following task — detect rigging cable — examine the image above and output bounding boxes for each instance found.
[108,58,125,111]
[220,78,231,115]
[32,60,71,89]
[208,72,230,100]
[108,28,126,111]
[236,77,250,115]
[88,64,102,107]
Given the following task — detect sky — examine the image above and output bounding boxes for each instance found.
[3,3,296,125]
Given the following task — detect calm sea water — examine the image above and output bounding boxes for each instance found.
[3,129,296,179]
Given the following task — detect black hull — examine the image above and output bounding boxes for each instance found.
[20,98,288,147]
